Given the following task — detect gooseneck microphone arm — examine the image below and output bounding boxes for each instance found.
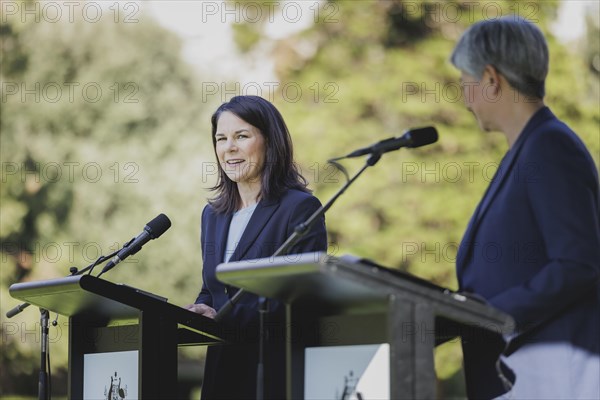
[216,153,383,400]
[331,126,439,161]
[214,127,439,322]
[98,213,172,278]
[6,214,172,318]
[214,152,383,323]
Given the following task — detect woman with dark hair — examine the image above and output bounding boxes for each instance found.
[185,96,328,399]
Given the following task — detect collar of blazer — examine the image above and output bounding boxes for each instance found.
[456,107,556,271]
[215,197,281,264]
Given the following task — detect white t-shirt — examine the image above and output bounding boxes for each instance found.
[223,203,258,263]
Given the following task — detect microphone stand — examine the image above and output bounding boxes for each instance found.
[214,153,382,321]
[213,152,383,400]
[38,308,50,400]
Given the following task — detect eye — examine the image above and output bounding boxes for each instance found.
[237,134,248,140]
[215,136,226,142]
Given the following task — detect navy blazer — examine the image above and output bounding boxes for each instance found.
[195,188,327,399]
[456,107,600,399]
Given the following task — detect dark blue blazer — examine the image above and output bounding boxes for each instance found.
[195,188,328,399]
[456,107,600,399]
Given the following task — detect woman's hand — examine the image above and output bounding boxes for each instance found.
[184,303,217,319]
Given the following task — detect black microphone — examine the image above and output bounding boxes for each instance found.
[346,126,438,158]
[99,213,171,276]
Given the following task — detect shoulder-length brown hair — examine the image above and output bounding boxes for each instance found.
[208,95,309,214]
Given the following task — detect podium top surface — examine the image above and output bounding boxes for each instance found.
[9,275,222,342]
[10,275,137,319]
[216,252,514,333]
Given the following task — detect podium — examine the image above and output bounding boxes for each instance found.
[9,275,223,399]
[216,252,514,399]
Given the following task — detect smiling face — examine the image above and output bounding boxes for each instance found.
[214,111,266,188]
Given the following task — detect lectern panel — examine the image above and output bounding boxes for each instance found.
[83,350,139,400]
[305,344,390,399]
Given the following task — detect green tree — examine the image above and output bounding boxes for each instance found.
[1,1,217,395]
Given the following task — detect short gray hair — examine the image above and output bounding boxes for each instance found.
[451,16,548,99]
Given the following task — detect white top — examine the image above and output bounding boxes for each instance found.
[496,342,600,399]
[223,204,258,263]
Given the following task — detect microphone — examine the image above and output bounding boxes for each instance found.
[345,126,438,158]
[99,213,171,276]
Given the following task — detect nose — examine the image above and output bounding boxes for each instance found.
[223,138,237,152]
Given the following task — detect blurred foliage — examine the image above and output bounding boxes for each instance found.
[1,0,217,395]
[584,2,600,101]
[1,0,598,397]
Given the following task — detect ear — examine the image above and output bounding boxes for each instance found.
[482,64,502,93]
[482,65,499,82]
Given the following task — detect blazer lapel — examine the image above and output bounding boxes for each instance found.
[457,107,555,273]
[456,208,481,271]
[456,150,519,274]
[213,212,233,265]
[228,198,280,262]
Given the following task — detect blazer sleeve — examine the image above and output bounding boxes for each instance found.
[488,127,600,330]
[195,274,212,305]
[285,195,328,254]
[195,205,213,306]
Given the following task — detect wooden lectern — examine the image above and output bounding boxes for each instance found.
[216,251,514,400]
[9,275,223,399]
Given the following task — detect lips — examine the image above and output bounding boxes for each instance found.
[226,159,244,165]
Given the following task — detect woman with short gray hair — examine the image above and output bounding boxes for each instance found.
[451,15,548,99]
[451,16,600,400]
